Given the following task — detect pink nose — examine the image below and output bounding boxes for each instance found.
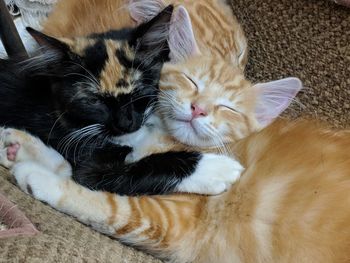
[191,103,207,118]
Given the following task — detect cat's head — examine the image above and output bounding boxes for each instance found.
[25,5,173,136]
[130,2,302,148]
[159,57,302,147]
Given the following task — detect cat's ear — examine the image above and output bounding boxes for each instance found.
[129,2,200,62]
[129,0,165,23]
[131,5,174,61]
[253,77,303,127]
[27,27,72,55]
[168,6,201,62]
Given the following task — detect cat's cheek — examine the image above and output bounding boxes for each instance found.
[12,162,64,206]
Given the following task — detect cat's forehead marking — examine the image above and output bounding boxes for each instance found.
[70,38,97,56]
[99,40,137,96]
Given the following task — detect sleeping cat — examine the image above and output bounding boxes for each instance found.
[2,107,350,263]
[0,6,173,151]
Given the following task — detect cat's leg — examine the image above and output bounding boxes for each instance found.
[74,146,243,195]
[12,164,203,262]
[0,127,72,177]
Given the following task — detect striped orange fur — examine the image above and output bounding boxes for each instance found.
[3,120,350,263]
[54,120,350,263]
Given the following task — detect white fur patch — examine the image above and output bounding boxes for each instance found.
[12,162,64,205]
[176,153,244,195]
[113,115,168,162]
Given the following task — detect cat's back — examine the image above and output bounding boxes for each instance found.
[197,120,350,263]
[43,0,133,37]
[44,0,247,67]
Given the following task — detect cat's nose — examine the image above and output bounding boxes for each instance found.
[191,103,207,118]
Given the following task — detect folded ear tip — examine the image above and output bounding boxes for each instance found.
[177,5,188,13]
[173,5,190,20]
[287,77,302,84]
[286,77,303,93]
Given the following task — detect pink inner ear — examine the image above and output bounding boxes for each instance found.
[168,6,201,62]
[254,77,303,127]
[129,0,165,24]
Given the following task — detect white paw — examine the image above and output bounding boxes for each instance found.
[0,128,72,178]
[0,127,42,166]
[0,128,19,168]
[12,162,64,204]
[176,154,244,195]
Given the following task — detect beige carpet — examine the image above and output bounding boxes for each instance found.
[232,0,350,128]
[0,0,349,262]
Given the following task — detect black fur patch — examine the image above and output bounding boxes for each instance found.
[73,143,202,195]
[115,48,133,69]
[83,40,108,77]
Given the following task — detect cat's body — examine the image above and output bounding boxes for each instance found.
[1,119,350,263]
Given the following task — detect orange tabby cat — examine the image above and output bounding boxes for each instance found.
[1,116,350,263]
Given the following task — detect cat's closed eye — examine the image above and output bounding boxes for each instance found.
[183,74,198,91]
[219,104,240,114]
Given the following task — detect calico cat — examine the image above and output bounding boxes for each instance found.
[0,7,172,164]
[2,111,350,263]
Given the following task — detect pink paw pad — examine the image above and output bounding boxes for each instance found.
[7,143,20,161]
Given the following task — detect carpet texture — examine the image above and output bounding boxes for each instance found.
[0,0,349,262]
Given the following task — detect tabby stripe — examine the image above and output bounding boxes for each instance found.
[106,193,117,225]
[139,198,164,242]
[116,197,142,236]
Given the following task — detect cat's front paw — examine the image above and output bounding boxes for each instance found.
[176,154,244,195]
[12,162,63,204]
[0,128,21,168]
[0,128,41,168]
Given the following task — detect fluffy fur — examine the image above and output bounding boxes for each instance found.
[2,119,350,263]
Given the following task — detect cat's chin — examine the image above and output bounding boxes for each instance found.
[165,119,215,148]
